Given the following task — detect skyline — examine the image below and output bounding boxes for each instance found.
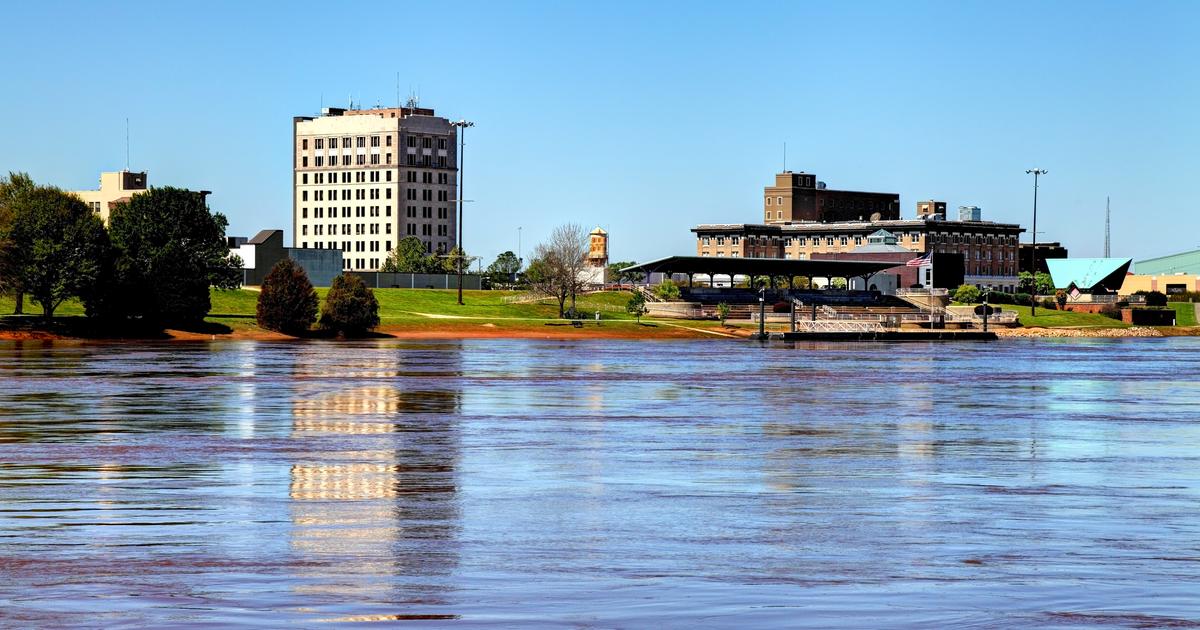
[3,1,1197,266]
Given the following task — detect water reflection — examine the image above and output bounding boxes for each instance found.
[288,343,462,617]
[0,338,1199,627]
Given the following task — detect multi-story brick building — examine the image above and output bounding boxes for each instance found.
[293,105,457,272]
[694,210,1024,291]
[761,171,900,223]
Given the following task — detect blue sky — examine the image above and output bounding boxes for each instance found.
[2,1,1196,265]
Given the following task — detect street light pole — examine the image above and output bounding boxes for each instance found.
[451,119,474,305]
[1025,168,1047,317]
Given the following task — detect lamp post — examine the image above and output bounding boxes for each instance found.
[1025,168,1047,317]
[451,119,474,305]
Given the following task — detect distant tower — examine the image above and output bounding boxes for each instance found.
[587,227,609,268]
[1105,197,1111,257]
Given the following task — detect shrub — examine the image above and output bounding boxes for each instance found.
[320,273,380,337]
[1167,290,1200,303]
[1143,290,1168,307]
[1099,305,1123,320]
[717,302,731,326]
[654,279,681,301]
[257,258,318,335]
[1040,297,1057,310]
[1055,289,1068,309]
[953,284,980,304]
[626,291,647,323]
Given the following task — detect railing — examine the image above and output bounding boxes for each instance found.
[794,320,885,333]
[896,288,949,297]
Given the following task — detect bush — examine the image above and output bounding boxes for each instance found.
[320,273,380,337]
[953,284,981,304]
[256,258,318,335]
[717,302,731,325]
[1098,305,1123,320]
[1167,290,1200,303]
[1040,297,1057,310]
[1143,290,1168,307]
[626,291,647,323]
[654,279,681,301]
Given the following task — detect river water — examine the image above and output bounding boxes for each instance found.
[1,338,1198,628]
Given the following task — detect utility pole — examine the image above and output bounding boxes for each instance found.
[450,119,474,305]
[1025,168,1047,317]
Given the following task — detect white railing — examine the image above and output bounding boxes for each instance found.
[897,288,949,297]
[794,320,885,333]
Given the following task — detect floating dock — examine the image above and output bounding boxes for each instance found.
[777,330,997,342]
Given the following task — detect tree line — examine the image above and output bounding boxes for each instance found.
[0,172,240,325]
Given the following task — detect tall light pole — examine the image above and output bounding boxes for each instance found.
[1025,168,1047,317]
[451,119,474,305]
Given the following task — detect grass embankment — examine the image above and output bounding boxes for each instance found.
[1168,302,1197,327]
[2,289,735,340]
[1000,304,1131,328]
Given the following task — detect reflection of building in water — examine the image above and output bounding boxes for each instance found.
[288,349,463,610]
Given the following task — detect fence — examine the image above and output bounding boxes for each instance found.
[351,272,481,290]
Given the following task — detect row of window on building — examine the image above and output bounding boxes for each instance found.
[300,205,452,221]
[300,135,449,150]
[299,170,452,185]
[301,222,392,237]
[299,239,448,256]
[701,232,1016,247]
[300,154,449,168]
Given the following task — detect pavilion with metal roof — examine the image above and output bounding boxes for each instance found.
[620,255,905,288]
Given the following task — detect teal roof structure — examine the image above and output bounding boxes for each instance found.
[1046,258,1132,292]
[1135,249,1200,275]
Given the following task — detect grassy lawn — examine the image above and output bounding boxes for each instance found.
[1168,302,1197,327]
[3,288,715,337]
[1002,304,1130,328]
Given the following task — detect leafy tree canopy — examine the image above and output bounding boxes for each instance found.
[256,258,318,335]
[320,273,380,337]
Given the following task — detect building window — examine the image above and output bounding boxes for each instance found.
[839,236,848,246]
[777,211,782,219]
[386,136,392,147]
[702,237,710,245]
[825,237,834,246]
[766,197,772,206]
[301,157,308,167]
[854,236,862,245]
[797,237,807,246]
[302,139,308,150]
[438,138,447,149]
[371,136,380,147]
[777,196,783,205]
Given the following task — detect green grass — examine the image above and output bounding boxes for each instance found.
[1002,304,1130,328]
[1167,302,1197,327]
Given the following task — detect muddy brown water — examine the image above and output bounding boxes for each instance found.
[1,338,1199,627]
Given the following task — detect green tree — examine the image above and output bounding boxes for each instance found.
[321,273,380,336]
[654,278,681,301]
[626,291,647,323]
[953,284,981,304]
[607,260,643,287]
[105,187,241,325]
[1019,271,1054,295]
[0,172,36,314]
[441,245,477,274]
[7,186,111,320]
[717,302,731,326]
[486,250,521,285]
[381,236,435,273]
[256,258,318,335]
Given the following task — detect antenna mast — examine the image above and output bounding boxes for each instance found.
[1105,196,1111,257]
[125,118,130,171]
[783,142,787,172]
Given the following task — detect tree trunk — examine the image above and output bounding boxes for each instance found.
[557,294,566,318]
[42,300,54,322]
[14,291,23,315]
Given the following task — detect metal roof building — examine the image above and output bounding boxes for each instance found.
[1135,249,1200,276]
[1046,258,1132,293]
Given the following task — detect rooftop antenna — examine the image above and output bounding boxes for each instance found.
[125,117,130,171]
[396,71,400,110]
[1105,196,1111,257]
[783,141,787,172]
[319,93,323,114]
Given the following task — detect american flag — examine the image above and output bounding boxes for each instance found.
[906,252,931,267]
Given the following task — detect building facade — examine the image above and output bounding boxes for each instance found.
[293,106,458,272]
[762,171,900,223]
[70,170,148,224]
[693,218,1023,291]
[1018,242,1069,274]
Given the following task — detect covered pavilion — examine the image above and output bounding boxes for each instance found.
[620,256,903,290]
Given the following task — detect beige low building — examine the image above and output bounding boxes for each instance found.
[1119,273,1200,296]
[70,170,148,223]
